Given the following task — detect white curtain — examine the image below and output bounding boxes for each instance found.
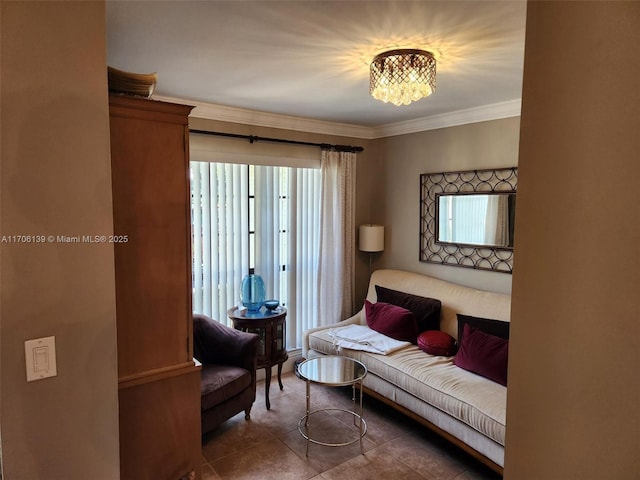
[317,150,356,326]
[485,194,510,247]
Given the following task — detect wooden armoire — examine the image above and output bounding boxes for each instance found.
[109,95,201,480]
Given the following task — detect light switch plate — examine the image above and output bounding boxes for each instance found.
[25,336,57,382]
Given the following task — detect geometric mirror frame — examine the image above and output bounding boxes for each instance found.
[419,167,518,274]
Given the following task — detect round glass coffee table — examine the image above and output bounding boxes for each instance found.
[297,355,367,455]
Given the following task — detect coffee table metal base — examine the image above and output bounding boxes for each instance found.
[297,406,367,454]
[297,357,367,456]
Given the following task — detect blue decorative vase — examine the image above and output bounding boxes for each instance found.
[241,274,266,311]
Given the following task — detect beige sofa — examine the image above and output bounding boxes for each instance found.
[302,269,510,474]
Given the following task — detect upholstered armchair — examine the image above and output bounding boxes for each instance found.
[193,314,259,435]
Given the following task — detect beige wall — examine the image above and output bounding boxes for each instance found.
[372,117,521,297]
[505,2,640,478]
[1,2,120,478]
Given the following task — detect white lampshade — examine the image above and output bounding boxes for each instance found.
[359,224,384,252]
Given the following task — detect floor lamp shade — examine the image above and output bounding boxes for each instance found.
[359,224,384,252]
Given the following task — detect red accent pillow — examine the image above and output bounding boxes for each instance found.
[365,300,419,344]
[454,323,509,386]
[417,330,456,356]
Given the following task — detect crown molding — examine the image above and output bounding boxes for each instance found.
[154,95,373,139]
[154,95,521,139]
[370,99,522,138]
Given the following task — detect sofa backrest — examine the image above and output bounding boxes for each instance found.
[365,269,511,340]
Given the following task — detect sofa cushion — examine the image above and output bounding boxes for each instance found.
[375,285,441,332]
[365,300,419,343]
[454,324,509,386]
[457,313,510,345]
[417,330,456,356]
[200,364,252,411]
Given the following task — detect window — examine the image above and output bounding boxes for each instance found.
[191,161,321,350]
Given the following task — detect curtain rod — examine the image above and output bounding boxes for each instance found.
[189,129,364,153]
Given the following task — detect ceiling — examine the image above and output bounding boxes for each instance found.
[105,1,527,135]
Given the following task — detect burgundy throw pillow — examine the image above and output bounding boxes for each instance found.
[365,300,419,344]
[417,330,456,356]
[375,285,441,332]
[454,323,509,386]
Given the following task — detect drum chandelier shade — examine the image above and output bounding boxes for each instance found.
[369,49,436,106]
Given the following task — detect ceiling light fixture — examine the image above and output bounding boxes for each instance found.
[369,49,436,106]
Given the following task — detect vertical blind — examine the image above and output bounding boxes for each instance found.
[191,161,321,349]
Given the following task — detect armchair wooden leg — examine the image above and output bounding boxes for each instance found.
[244,406,252,420]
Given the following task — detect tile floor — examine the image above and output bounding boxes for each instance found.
[201,372,502,480]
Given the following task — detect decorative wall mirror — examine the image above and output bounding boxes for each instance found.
[420,167,518,273]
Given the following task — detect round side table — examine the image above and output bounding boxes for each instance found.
[297,355,367,455]
[227,306,288,410]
